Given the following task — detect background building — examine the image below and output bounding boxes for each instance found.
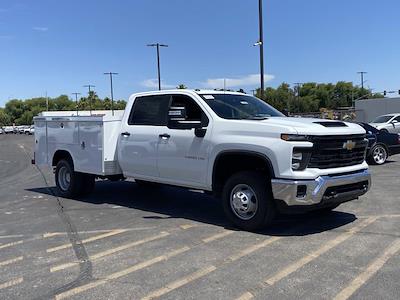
[355,98,400,122]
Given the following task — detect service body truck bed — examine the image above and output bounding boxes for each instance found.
[34,110,124,176]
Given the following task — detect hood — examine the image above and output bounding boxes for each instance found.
[261,117,366,135]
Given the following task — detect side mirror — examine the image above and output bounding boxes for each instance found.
[391,120,398,124]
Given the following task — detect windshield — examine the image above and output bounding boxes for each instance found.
[200,94,284,120]
[372,115,393,123]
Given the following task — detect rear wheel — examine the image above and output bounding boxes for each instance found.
[55,159,85,198]
[368,144,387,165]
[222,171,276,231]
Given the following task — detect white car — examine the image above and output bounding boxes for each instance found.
[370,113,400,133]
[0,128,3,134]
[33,90,371,230]
[3,126,14,134]
[24,125,35,135]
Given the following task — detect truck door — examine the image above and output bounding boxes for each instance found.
[157,94,211,188]
[118,95,171,178]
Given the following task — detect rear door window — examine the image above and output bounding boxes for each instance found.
[128,95,171,126]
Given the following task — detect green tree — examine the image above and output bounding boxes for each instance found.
[176,84,187,89]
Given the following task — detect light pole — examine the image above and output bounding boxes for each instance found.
[72,92,81,116]
[253,0,265,99]
[83,84,95,114]
[147,43,168,90]
[104,72,118,116]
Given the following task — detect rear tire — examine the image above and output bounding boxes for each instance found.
[222,171,276,231]
[55,159,84,198]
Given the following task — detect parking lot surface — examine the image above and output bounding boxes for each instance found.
[1,134,400,300]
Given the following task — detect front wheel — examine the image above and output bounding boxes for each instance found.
[368,144,388,165]
[222,171,276,231]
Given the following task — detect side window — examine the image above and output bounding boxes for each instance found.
[128,95,171,126]
[394,116,400,122]
[170,95,209,126]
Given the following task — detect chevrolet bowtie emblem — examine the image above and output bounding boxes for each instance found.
[343,140,356,151]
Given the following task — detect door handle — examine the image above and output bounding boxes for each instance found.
[121,132,131,136]
[159,133,171,139]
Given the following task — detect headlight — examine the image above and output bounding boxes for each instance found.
[292,148,311,171]
[281,134,310,141]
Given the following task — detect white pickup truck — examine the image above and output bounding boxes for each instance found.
[33,90,371,230]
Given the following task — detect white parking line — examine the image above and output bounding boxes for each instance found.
[141,266,217,300]
[55,247,190,300]
[264,217,377,286]
[0,277,24,290]
[0,256,23,267]
[334,239,400,300]
[0,240,23,250]
[46,229,127,253]
[51,232,170,272]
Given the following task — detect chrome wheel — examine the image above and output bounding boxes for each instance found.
[373,145,387,164]
[230,184,258,220]
[58,166,71,191]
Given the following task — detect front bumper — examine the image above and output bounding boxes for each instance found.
[271,169,371,208]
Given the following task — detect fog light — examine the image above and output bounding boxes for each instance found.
[296,185,307,198]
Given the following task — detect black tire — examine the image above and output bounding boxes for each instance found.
[368,144,388,165]
[222,171,276,231]
[380,129,389,133]
[55,159,84,198]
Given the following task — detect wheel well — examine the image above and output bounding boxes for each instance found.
[52,150,73,167]
[212,152,274,197]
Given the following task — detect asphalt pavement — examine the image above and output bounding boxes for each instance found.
[0,134,399,300]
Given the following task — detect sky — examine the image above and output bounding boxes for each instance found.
[0,0,399,106]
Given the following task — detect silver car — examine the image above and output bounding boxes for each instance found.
[370,113,400,133]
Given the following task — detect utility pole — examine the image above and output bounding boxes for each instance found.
[147,43,168,90]
[83,84,95,114]
[72,92,81,116]
[104,72,118,116]
[357,71,367,90]
[253,0,265,99]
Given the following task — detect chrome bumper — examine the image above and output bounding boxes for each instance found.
[271,169,371,206]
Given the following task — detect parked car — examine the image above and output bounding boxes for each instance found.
[34,90,371,231]
[0,128,3,134]
[19,126,28,134]
[358,122,400,165]
[24,125,35,135]
[370,113,400,133]
[3,126,14,134]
